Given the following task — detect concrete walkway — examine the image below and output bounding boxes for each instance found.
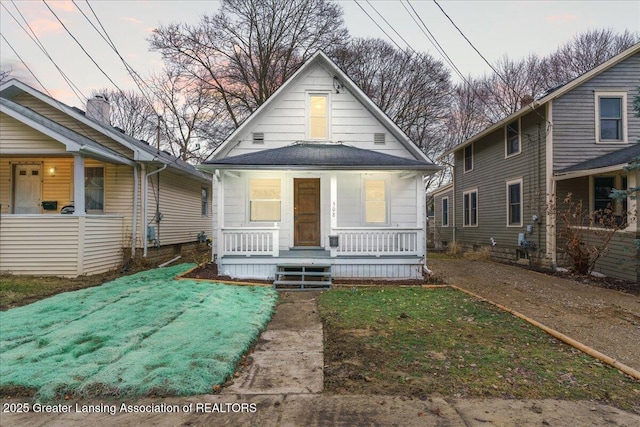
[2,289,639,426]
[223,291,324,395]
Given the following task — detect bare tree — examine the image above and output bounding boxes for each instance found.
[91,89,158,143]
[0,67,12,83]
[149,0,349,127]
[150,67,234,162]
[541,28,638,89]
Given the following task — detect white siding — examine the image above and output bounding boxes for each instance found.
[223,65,413,159]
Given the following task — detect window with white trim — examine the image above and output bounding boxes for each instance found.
[250,178,281,221]
[85,167,104,213]
[201,187,209,216]
[463,144,473,172]
[309,94,329,139]
[595,92,627,143]
[506,179,522,226]
[592,175,628,227]
[441,196,449,227]
[365,179,386,223]
[463,189,478,227]
[505,119,521,156]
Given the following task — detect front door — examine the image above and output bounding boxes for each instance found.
[294,178,321,246]
[13,164,42,214]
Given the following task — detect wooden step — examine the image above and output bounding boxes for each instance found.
[274,264,332,291]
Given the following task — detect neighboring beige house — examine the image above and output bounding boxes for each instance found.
[198,51,441,287]
[0,80,212,277]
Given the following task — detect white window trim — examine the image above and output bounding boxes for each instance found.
[462,188,478,227]
[463,144,473,173]
[506,178,523,227]
[306,92,331,141]
[362,175,390,225]
[247,176,282,223]
[441,196,449,227]
[594,91,628,144]
[505,118,522,158]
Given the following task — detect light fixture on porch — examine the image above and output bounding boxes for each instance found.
[48,167,56,176]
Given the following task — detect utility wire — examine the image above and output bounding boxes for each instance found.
[2,1,87,104]
[365,0,417,54]
[353,0,408,54]
[432,0,551,126]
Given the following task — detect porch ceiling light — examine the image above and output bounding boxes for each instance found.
[48,167,56,176]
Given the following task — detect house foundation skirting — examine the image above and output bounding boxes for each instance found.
[218,256,423,281]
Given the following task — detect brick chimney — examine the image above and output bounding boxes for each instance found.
[86,95,110,125]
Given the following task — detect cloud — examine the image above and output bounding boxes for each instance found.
[123,17,144,25]
[50,1,75,12]
[547,13,578,23]
[30,18,63,36]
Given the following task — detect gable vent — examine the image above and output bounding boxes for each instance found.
[374,133,386,144]
[252,132,264,144]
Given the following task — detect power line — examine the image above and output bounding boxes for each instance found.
[353,0,408,54]
[2,1,87,104]
[365,0,417,55]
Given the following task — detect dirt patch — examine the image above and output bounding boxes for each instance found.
[428,258,640,373]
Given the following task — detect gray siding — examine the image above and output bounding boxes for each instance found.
[552,52,640,171]
[453,107,548,255]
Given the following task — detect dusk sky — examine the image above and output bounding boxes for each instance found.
[1,0,638,107]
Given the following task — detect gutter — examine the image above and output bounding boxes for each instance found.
[131,165,139,258]
[143,163,168,257]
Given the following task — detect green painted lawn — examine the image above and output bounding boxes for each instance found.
[0,264,277,400]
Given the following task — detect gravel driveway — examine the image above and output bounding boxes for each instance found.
[428,258,640,373]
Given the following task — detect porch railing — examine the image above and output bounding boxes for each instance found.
[220,226,279,257]
[334,227,422,256]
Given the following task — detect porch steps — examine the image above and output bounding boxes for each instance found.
[273,264,332,291]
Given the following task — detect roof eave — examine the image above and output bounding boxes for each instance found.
[197,164,442,172]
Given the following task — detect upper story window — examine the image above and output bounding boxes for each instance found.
[463,144,473,172]
[250,178,281,222]
[85,166,104,213]
[595,92,627,143]
[441,197,449,227]
[505,119,521,157]
[309,94,328,139]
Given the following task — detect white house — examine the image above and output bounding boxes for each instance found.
[198,51,441,287]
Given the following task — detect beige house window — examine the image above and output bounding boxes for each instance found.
[309,94,328,139]
[85,167,104,213]
[365,179,386,223]
[250,178,281,221]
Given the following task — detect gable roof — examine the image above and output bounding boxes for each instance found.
[201,143,440,171]
[0,79,210,181]
[555,143,640,179]
[445,42,640,156]
[209,50,431,163]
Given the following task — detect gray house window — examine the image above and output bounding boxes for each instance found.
[505,119,520,156]
[463,189,477,226]
[507,179,522,226]
[463,144,473,172]
[595,92,627,143]
[442,197,449,227]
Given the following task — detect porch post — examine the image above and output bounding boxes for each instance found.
[215,170,224,260]
[418,174,426,258]
[330,173,338,257]
[72,154,85,215]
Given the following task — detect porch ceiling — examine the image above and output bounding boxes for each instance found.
[199,143,441,172]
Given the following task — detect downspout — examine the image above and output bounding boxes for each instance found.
[131,164,139,258]
[423,175,432,275]
[143,163,167,257]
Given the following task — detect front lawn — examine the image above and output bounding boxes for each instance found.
[0,264,277,400]
[319,287,640,413]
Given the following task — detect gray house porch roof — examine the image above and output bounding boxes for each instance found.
[556,143,640,178]
[199,143,440,171]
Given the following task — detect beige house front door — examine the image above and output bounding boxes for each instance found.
[13,164,41,214]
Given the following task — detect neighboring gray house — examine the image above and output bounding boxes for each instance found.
[198,51,441,286]
[433,43,640,282]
